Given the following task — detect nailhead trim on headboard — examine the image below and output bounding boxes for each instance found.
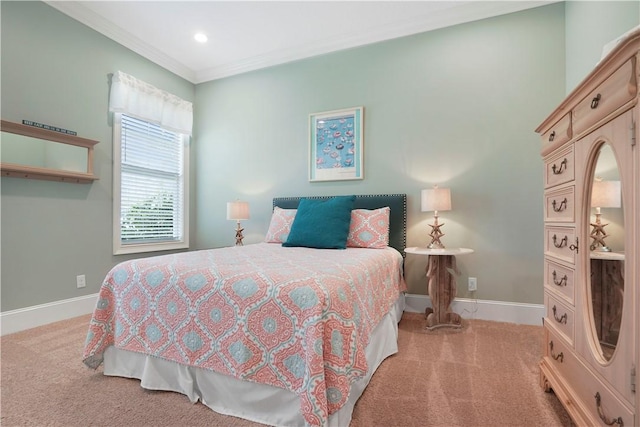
[272,194,407,254]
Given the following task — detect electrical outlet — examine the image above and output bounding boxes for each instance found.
[468,277,477,292]
[76,274,86,289]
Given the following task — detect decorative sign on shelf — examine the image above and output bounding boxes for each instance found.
[22,120,77,136]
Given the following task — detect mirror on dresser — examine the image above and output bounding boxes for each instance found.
[587,143,624,362]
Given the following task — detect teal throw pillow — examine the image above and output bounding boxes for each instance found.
[283,195,356,249]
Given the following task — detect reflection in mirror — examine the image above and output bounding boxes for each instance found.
[0,120,98,183]
[590,144,623,252]
[588,143,624,362]
[1,132,88,173]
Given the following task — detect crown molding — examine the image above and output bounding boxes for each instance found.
[194,1,555,83]
[45,1,556,85]
[45,1,196,83]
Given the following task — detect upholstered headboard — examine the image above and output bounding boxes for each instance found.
[272,194,407,254]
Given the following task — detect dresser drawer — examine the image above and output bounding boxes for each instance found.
[545,293,574,345]
[544,186,575,222]
[579,387,635,427]
[544,258,575,304]
[567,357,635,426]
[573,58,637,136]
[544,328,635,427]
[544,145,574,189]
[540,113,571,148]
[545,226,577,265]
[544,326,572,379]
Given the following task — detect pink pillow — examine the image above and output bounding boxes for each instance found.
[265,207,297,243]
[347,207,390,248]
[265,206,390,248]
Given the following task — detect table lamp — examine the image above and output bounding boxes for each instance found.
[227,201,250,246]
[421,185,451,249]
[590,178,620,252]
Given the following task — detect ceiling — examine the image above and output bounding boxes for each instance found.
[46,1,556,84]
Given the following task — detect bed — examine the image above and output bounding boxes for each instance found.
[83,194,407,427]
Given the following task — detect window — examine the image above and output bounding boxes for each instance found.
[108,70,192,254]
[113,113,189,254]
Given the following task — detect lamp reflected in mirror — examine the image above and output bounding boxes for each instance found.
[590,177,621,252]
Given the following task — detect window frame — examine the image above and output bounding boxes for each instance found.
[112,113,190,255]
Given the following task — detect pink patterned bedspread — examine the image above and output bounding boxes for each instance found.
[83,243,406,426]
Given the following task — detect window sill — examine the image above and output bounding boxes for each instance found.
[114,240,189,255]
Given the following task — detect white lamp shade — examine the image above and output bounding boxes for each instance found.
[227,201,250,220]
[591,180,621,208]
[421,187,451,212]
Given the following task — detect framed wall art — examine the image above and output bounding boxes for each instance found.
[308,106,363,182]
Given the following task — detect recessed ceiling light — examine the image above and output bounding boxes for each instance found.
[194,32,208,43]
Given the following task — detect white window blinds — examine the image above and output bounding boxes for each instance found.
[119,114,185,244]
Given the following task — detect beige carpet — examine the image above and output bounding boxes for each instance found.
[1,312,571,426]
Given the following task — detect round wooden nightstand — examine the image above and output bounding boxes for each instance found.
[405,247,474,330]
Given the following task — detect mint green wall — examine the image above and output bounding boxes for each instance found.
[0,2,195,311]
[194,4,566,303]
[2,1,636,312]
[565,1,639,92]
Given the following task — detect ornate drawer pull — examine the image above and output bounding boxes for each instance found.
[552,270,568,287]
[551,158,567,175]
[552,305,567,324]
[591,93,602,109]
[594,392,623,426]
[549,341,563,363]
[548,131,556,142]
[552,198,567,212]
[552,234,568,248]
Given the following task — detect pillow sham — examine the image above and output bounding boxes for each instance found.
[265,208,296,243]
[347,207,390,249]
[282,195,355,249]
[264,207,297,243]
[266,205,391,248]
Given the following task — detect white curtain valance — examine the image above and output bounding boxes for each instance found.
[109,71,193,135]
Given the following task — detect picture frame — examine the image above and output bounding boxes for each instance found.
[308,106,363,182]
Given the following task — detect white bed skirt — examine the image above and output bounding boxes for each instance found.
[104,294,405,427]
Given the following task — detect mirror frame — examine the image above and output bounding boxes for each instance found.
[584,139,624,364]
[1,120,98,184]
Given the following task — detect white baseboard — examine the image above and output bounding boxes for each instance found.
[0,293,98,336]
[0,292,543,336]
[404,293,544,326]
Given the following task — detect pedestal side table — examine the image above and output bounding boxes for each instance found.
[405,247,474,330]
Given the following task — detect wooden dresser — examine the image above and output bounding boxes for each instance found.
[536,29,639,426]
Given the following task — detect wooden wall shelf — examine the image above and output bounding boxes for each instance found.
[1,120,99,184]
